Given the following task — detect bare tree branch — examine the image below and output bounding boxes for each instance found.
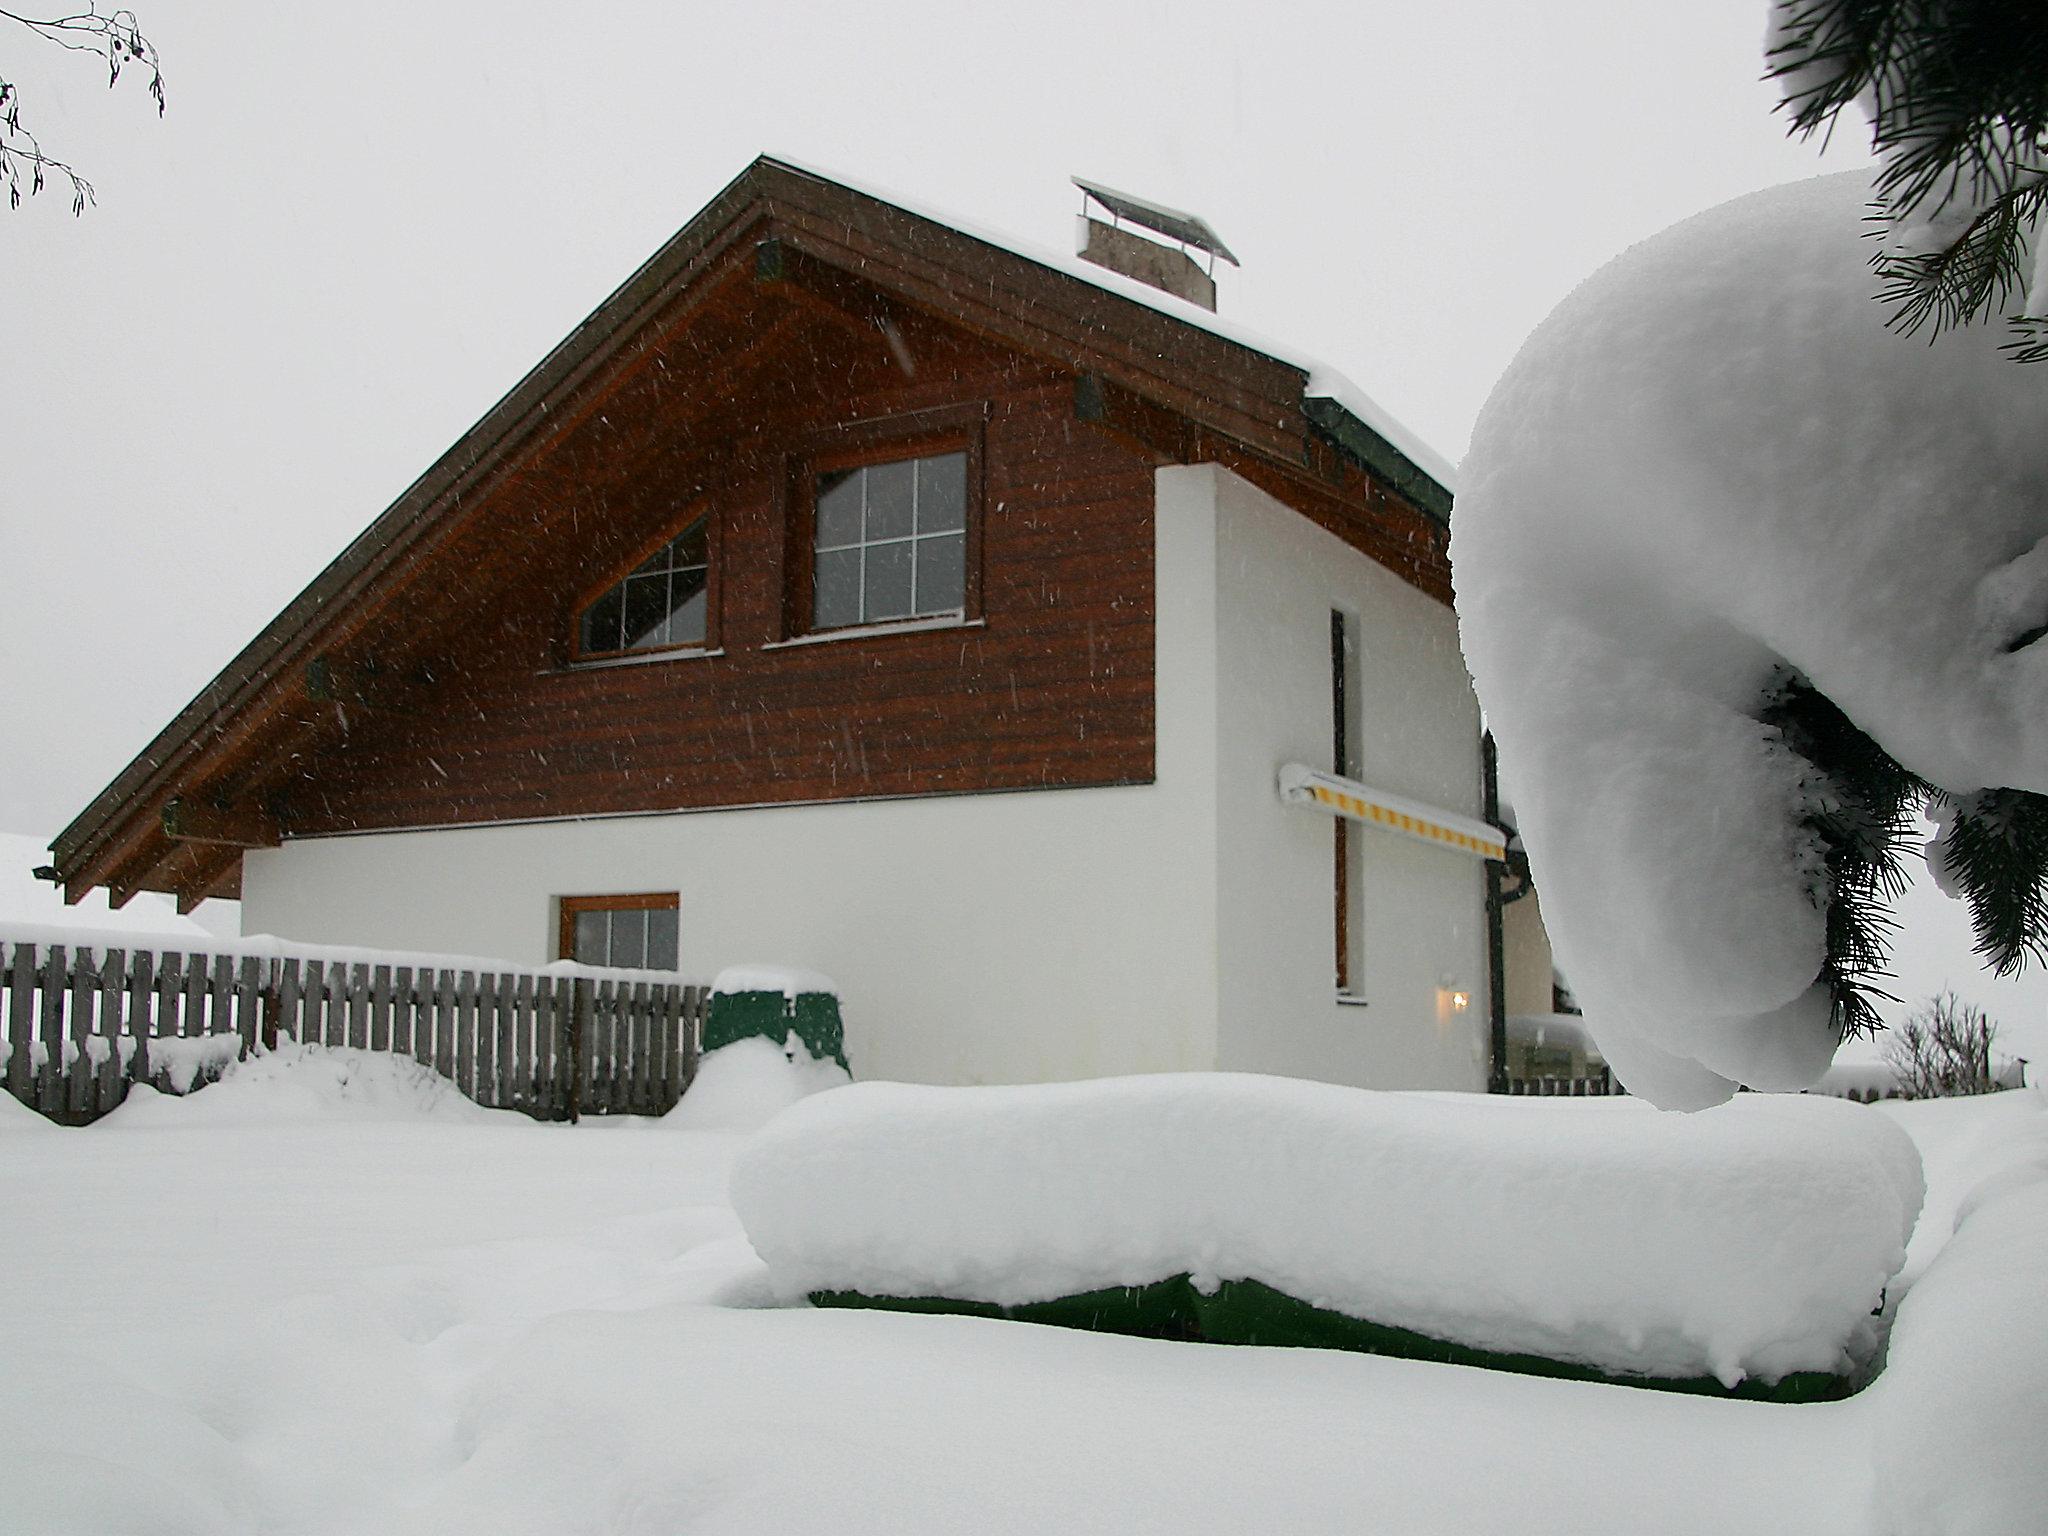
[0,6,162,214]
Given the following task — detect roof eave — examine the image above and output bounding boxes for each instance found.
[1301,396,1453,529]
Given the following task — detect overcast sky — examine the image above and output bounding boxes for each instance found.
[1,1,2037,1063]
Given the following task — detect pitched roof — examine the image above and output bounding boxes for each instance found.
[50,154,1455,908]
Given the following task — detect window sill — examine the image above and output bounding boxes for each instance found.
[548,647,724,675]
[1334,992,1371,1008]
[761,614,984,651]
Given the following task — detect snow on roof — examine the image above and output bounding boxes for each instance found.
[767,156,1458,495]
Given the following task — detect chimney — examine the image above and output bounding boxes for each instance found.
[1073,178,1237,312]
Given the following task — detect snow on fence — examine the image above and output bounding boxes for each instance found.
[0,936,705,1125]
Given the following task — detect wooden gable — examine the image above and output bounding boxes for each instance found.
[51,157,1451,910]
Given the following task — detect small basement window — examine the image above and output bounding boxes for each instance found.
[558,893,679,969]
[576,515,710,660]
[812,451,968,630]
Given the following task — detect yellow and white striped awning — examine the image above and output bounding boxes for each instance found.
[1278,764,1508,862]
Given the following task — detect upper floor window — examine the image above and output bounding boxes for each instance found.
[576,515,709,660]
[812,451,968,630]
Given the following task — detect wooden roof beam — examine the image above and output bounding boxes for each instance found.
[161,795,281,849]
[175,843,244,914]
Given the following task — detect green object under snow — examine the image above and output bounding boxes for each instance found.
[705,989,848,1072]
[807,1277,1851,1403]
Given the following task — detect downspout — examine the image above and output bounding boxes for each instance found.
[1482,731,1509,1094]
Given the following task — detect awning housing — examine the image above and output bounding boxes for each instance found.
[1278,764,1507,862]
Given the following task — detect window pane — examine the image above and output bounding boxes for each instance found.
[815,547,862,628]
[647,909,679,970]
[667,570,708,646]
[622,573,672,650]
[574,910,609,966]
[865,460,915,541]
[611,907,648,968]
[915,532,966,613]
[579,587,625,654]
[816,470,862,548]
[667,517,708,569]
[917,453,967,533]
[864,538,914,621]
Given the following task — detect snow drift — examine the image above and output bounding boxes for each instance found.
[662,1034,849,1134]
[1869,1090,2048,1535]
[1452,169,2048,1108]
[731,1074,1922,1388]
[101,1042,489,1127]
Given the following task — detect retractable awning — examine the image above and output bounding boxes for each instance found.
[1278,764,1507,862]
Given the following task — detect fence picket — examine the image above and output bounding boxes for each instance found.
[432,970,454,1085]
[236,955,261,1059]
[390,966,414,1058]
[533,976,557,1117]
[181,952,206,1045]
[343,965,366,1051]
[96,948,126,1111]
[474,972,497,1108]
[37,944,65,1113]
[370,965,393,1052]
[5,942,33,1103]
[495,973,516,1108]
[128,950,154,1084]
[64,945,95,1119]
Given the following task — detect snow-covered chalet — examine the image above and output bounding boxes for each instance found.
[50,157,1534,1091]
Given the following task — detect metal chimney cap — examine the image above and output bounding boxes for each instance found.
[1072,178,1239,266]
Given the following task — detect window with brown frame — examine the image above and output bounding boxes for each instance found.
[558,893,679,969]
[573,512,713,661]
[785,409,984,638]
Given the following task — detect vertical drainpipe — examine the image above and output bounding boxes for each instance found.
[1482,731,1509,1094]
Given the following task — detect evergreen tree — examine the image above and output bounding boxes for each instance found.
[1769,0,2048,360]
[1761,3,2048,1024]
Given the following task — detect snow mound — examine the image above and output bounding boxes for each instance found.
[1452,170,2048,1108]
[1871,1096,2048,1534]
[663,1034,849,1134]
[101,1043,491,1127]
[0,1090,51,1131]
[732,1074,1921,1387]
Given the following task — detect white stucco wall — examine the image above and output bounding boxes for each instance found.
[1201,465,1489,1091]
[243,470,1223,1088]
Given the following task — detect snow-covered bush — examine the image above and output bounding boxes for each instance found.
[1453,168,2048,1108]
[732,1073,1922,1390]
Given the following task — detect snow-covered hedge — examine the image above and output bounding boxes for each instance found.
[706,964,847,1069]
[732,1075,1923,1389]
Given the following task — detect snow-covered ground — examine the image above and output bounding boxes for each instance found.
[1,1049,2042,1534]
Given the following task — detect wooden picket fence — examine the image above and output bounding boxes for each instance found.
[1,936,704,1126]
[1505,1072,1623,1097]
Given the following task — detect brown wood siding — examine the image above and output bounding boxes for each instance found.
[284,306,1160,836]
